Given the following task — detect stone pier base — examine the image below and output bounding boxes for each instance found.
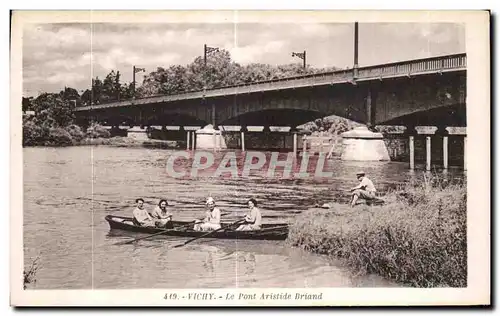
[127,127,149,140]
[195,125,227,150]
[341,126,390,161]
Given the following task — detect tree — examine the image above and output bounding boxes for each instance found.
[31,93,75,127]
[81,89,92,106]
[59,87,80,102]
[22,97,33,112]
[101,70,122,102]
[91,77,103,104]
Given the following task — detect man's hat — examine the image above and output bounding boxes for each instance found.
[356,171,365,176]
[206,197,215,204]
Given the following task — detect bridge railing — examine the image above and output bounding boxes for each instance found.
[76,53,466,111]
[357,53,466,79]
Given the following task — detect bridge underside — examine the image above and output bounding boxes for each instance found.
[220,109,326,127]
[379,103,466,126]
[76,70,466,129]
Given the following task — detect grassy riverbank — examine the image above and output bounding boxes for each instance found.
[288,175,467,287]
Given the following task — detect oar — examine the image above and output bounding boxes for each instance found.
[117,212,231,245]
[173,219,246,248]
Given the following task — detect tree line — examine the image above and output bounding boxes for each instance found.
[22,49,343,146]
[23,49,339,111]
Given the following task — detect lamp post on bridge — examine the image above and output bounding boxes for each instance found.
[132,66,145,99]
[292,50,306,69]
[204,44,220,66]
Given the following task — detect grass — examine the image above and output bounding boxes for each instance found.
[287,174,467,287]
[23,256,40,290]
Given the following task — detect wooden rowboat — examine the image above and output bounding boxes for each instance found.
[105,215,289,241]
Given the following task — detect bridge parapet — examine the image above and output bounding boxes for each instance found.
[75,53,466,112]
[357,53,466,80]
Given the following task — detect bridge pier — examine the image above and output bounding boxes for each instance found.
[191,131,196,150]
[426,136,432,172]
[195,124,227,150]
[240,126,247,151]
[186,129,191,150]
[290,127,298,156]
[404,126,418,170]
[302,135,307,155]
[436,126,450,170]
[341,126,390,161]
[402,125,467,170]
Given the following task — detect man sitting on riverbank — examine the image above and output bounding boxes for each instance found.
[349,171,377,207]
[132,198,155,227]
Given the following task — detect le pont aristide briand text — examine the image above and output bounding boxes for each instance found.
[237,292,323,300]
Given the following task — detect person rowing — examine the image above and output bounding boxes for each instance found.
[193,197,221,232]
[132,198,155,227]
[236,198,262,231]
[349,171,377,207]
[150,199,173,228]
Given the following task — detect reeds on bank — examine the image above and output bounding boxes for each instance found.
[288,174,467,287]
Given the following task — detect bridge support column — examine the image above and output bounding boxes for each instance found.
[212,126,218,152]
[463,135,467,171]
[340,126,390,161]
[290,126,298,157]
[191,131,196,150]
[240,126,247,151]
[426,136,431,172]
[436,126,449,169]
[302,135,307,155]
[186,129,191,150]
[405,126,417,170]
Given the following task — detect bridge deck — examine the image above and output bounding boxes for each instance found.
[76,53,466,112]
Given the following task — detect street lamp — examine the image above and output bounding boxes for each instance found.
[204,44,220,66]
[292,50,306,69]
[132,65,146,98]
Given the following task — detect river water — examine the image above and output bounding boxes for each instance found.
[23,146,464,289]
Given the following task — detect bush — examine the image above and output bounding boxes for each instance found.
[288,175,467,287]
[65,124,85,143]
[46,127,73,146]
[23,119,50,146]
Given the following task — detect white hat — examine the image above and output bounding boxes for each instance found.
[206,197,215,204]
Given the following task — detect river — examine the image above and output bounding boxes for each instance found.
[22,146,464,289]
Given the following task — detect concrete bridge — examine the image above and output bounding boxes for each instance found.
[75,53,467,170]
[75,53,466,129]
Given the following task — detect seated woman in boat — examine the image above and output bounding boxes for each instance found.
[193,197,221,232]
[132,198,155,227]
[236,198,262,231]
[150,199,173,228]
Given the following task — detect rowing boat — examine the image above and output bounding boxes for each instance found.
[105,215,289,240]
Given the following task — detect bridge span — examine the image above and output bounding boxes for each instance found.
[75,53,467,169]
[75,53,466,128]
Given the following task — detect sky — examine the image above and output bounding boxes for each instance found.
[22,22,465,97]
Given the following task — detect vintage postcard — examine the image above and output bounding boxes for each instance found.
[10,10,490,306]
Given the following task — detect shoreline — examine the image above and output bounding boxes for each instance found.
[23,137,182,149]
